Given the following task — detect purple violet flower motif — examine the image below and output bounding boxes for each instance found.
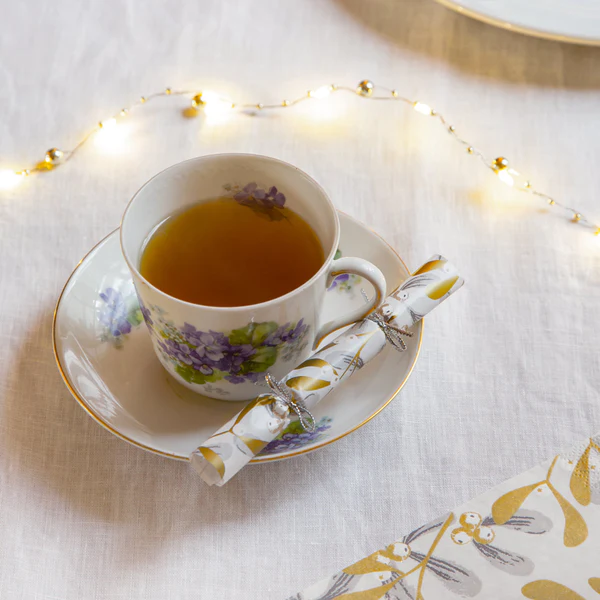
[188,351,214,375]
[166,340,194,364]
[328,273,350,291]
[283,318,307,342]
[233,182,285,208]
[266,186,286,207]
[264,319,307,346]
[159,338,214,375]
[244,371,265,383]
[99,288,132,337]
[182,325,229,361]
[139,301,153,326]
[264,323,290,346]
[224,371,265,385]
[217,344,255,374]
[224,374,247,384]
[233,182,258,203]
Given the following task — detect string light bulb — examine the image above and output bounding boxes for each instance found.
[1,80,597,236]
[191,91,234,122]
[413,102,433,116]
[492,157,520,187]
[308,85,333,99]
[94,117,125,152]
[0,170,23,190]
[497,170,515,186]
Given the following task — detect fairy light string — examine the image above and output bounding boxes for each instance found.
[0,79,598,237]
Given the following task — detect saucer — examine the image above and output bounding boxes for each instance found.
[53,212,423,463]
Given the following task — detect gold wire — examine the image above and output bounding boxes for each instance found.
[4,83,598,233]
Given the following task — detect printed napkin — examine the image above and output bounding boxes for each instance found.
[287,432,600,599]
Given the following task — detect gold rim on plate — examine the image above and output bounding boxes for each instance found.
[52,216,423,463]
[434,0,600,46]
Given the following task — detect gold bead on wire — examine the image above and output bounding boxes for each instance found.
[467,146,474,154]
[45,148,64,164]
[492,157,509,171]
[356,80,374,96]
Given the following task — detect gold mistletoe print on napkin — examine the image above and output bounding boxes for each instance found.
[190,256,464,486]
[287,432,600,599]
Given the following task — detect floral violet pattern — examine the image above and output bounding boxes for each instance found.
[260,416,333,456]
[139,302,310,386]
[98,287,144,348]
[223,182,286,220]
[328,249,362,293]
[230,182,286,208]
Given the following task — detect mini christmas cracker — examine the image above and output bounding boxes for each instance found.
[190,255,463,485]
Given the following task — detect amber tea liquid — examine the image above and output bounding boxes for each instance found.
[140,198,324,307]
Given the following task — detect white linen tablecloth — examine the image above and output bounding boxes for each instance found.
[0,1,599,598]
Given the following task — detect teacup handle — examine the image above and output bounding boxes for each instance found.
[313,257,387,349]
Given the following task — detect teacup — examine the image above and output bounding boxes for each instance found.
[120,154,386,401]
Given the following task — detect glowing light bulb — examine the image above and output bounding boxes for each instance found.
[413,102,433,116]
[308,86,333,99]
[197,91,234,123]
[95,117,126,152]
[0,170,23,190]
[497,169,514,186]
[492,156,520,187]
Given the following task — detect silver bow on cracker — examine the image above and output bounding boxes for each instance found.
[264,373,316,432]
[190,255,464,485]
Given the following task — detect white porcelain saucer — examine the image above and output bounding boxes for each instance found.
[53,212,423,463]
